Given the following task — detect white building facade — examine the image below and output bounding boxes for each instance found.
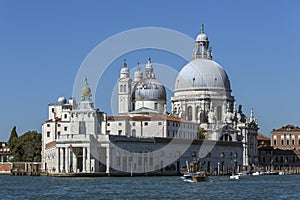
[42,25,258,174]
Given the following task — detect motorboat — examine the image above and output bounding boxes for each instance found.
[181,173,194,183]
[229,172,248,180]
[229,174,240,179]
[252,171,260,176]
[192,171,209,182]
[181,172,208,182]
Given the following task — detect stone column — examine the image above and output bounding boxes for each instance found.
[73,150,77,173]
[57,147,60,173]
[60,148,63,172]
[83,147,86,172]
[86,145,90,172]
[106,146,110,174]
[65,147,69,173]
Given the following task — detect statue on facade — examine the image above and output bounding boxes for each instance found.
[208,107,216,124]
[197,107,206,124]
[224,103,234,124]
[178,107,183,118]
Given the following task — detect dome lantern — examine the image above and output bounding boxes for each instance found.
[193,24,212,60]
[120,59,130,78]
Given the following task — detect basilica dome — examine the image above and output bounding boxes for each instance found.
[132,78,166,102]
[175,58,231,92]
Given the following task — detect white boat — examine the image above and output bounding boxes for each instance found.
[229,172,248,180]
[181,173,194,182]
[252,171,260,176]
[181,161,208,182]
[181,172,208,182]
[229,174,240,179]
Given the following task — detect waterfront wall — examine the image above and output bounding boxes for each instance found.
[0,163,11,174]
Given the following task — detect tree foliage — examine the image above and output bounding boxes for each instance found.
[10,130,42,162]
[8,126,18,147]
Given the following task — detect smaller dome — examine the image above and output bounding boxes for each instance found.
[196,24,208,42]
[196,33,208,42]
[58,97,66,104]
[81,86,91,97]
[132,78,166,102]
[121,67,129,74]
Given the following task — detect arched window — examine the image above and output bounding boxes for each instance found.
[120,84,123,92]
[220,134,232,141]
[187,106,193,121]
[195,106,199,121]
[217,106,222,121]
[132,129,136,137]
[123,84,127,92]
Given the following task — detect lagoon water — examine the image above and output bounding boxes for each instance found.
[0,174,299,199]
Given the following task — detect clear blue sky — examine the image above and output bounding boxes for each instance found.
[0,0,300,140]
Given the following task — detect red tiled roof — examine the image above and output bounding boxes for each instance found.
[257,133,270,141]
[45,141,56,149]
[44,117,62,123]
[106,114,197,124]
[271,124,300,133]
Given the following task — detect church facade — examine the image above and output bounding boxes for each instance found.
[41,26,258,175]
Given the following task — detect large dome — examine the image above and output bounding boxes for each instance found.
[175,58,231,91]
[132,78,166,102]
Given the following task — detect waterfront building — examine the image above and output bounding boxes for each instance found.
[0,142,10,162]
[271,125,300,150]
[42,26,258,175]
[258,132,300,173]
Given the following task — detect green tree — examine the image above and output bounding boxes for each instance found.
[10,131,42,162]
[8,126,18,147]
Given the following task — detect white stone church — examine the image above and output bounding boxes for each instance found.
[42,25,258,175]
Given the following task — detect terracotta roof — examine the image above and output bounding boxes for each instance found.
[272,124,300,133]
[106,116,130,121]
[106,114,197,124]
[45,141,56,149]
[257,133,270,141]
[44,117,62,123]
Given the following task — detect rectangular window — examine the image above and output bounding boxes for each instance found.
[132,122,135,126]
[144,122,148,126]
[116,156,121,166]
[274,140,277,145]
[158,122,162,125]
[149,157,153,166]
[64,127,68,131]
[58,124,61,127]
[118,130,122,135]
[292,140,295,145]
[119,123,122,126]
[47,131,50,137]
[287,140,290,145]
[47,124,50,127]
[51,108,55,113]
[57,131,61,136]
[106,130,110,135]
[138,156,142,166]
[107,123,110,126]
[79,121,86,134]
[154,103,158,109]
[281,140,284,145]
[64,114,67,119]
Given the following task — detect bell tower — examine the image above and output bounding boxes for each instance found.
[118,60,132,115]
